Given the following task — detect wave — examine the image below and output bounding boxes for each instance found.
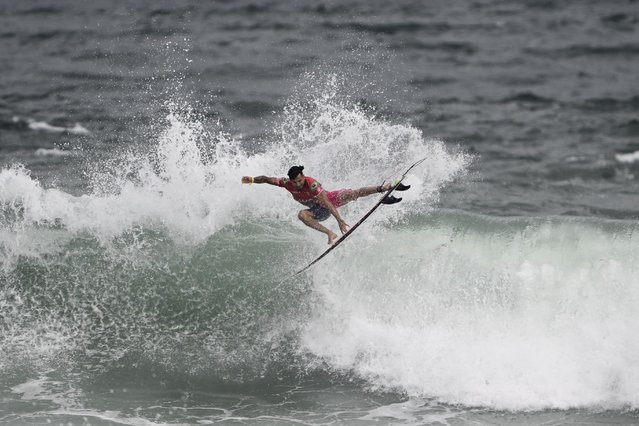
[3,79,637,410]
[501,92,555,104]
[301,211,639,411]
[616,150,639,164]
[0,80,467,383]
[30,121,89,135]
[34,148,72,157]
[10,116,90,135]
[1,208,638,410]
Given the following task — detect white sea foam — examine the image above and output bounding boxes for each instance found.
[28,119,90,135]
[35,148,72,157]
[12,116,90,135]
[615,150,639,164]
[0,88,468,253]
[300,215,639,411]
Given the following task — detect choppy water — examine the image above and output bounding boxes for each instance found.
[1,0,638,424]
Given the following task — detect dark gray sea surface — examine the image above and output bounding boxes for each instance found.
[1,0,639,425]
[2,0,638,217]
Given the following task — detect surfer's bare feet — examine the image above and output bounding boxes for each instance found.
[327,231,338,245]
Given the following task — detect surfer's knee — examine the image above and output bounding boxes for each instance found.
[339,189,356,203]
[298,210,311,221]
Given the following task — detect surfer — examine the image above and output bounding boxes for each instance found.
[241,166,409,245]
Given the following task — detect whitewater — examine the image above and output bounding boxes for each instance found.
[1,88,638,424]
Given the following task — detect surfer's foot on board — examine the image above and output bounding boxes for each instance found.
[327,230,338,245]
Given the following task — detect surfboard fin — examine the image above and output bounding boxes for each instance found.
[377,181,411,193]
[381,195,402,204]
[394,182,410,191]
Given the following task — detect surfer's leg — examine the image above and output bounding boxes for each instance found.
[338,185,386,204]
[339,181,410,205]
[298,210,338,245]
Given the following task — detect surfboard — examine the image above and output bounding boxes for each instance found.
[295,158,426,275]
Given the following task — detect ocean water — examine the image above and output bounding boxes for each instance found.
[1,0,639,424]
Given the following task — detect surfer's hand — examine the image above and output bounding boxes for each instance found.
[241,176,253,184]
[338,219,349,234]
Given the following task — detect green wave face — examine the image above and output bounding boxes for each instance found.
[0,221,319,385]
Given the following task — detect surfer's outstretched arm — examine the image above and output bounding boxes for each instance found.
[241,176,279,186]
